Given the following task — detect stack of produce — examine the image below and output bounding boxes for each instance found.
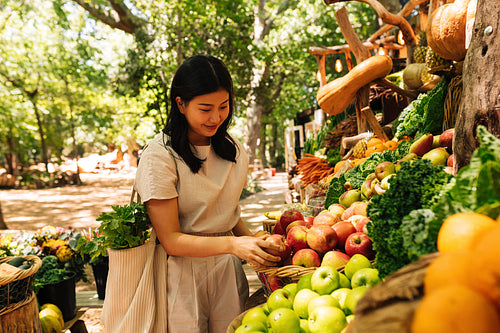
[39,303,64,333]
[233,253,379,333]
[295,154,335,188]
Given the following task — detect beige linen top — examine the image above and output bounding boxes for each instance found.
[134,132,249,234]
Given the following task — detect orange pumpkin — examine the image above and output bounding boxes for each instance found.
[367,137,384,148]
[426,0,477,61]
[384,141,399,151]
[364,144,387,157]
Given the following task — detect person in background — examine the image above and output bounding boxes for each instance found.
[134,55,282,333]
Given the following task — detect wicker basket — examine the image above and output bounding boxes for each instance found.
[0,256,42,311]
[262,219,277,234]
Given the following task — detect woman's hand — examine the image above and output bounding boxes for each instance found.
[231,235,283,270]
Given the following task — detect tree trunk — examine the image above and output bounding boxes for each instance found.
[0,202,7,230]
[30,98,49,172]
[454,0,500,172]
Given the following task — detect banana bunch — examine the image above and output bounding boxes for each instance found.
[264,210,282,220]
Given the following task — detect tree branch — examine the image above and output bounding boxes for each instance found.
[71,0,144,34]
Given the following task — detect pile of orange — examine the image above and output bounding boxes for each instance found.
[411,212,500,333]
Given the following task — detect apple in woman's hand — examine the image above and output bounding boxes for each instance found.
[266,234,291,262]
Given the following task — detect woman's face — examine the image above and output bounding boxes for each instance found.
[176,89,230,146]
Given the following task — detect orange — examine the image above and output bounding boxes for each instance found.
[411,284,500,333]
[468,223,500,310]
[364,144,387,157]
[423,250,475,294]
[437,212,496,253]
[398,135,411,142]
[383,140,398,151]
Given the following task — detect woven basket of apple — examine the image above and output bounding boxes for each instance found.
[231,250,379,333]
[254,203,376,296]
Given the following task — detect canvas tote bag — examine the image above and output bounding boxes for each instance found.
[102,191,168,333]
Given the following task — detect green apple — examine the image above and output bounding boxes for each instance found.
[283,282,298,299]
[293,288,320,319]
[350,268,380,288]
[344,286,369,315]
[344,254,372,280]
[300,319,311,333]
[267,288,294,312]
[297,273,313,291]
[261,303,270,315]
[234,321,267,332]
[311,266,340,295]
[308,295,341,317]
[331,288,352,311]
[241,306,268,326]
[338,272,351,289]
[308,306,347,333]
[267,308,301,333]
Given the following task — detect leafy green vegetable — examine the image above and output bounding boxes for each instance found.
[393,78,448,139]
[325,174,346,208]
[34,255,68,292]
[366,159,453,278]
[434,125,500,219]
[97,202,151,250]
[401,209,440,262]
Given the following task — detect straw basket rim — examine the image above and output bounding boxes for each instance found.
[0,255,42,287]
[254,264,322,279]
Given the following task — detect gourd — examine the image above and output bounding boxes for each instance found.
[317,55,393,116]
[426,0,477,61]
[403,63,441,91]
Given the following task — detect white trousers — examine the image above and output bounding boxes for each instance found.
[167,254,249,333]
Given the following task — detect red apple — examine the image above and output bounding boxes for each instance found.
[285,220,307,235]
[347,215,371,233]
[273,221,285,235]
[321,250,351,270]
[266,274,286,291]
[341,201,369,220]
[292,248,321,268]
[332,221,357,250]
[345,232,375,259]
[306,225,338,253]
[304,216,315,228]
[313,212,340,227]
[447,154,454,167]
[286,225,309,253]
[279,209,304,233]
[266,234,292,262]
[327,203,346,218]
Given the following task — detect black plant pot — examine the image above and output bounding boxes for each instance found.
[37,271,77,321]
[91,256,109,300]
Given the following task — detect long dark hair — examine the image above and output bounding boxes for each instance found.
[163,55,238,173]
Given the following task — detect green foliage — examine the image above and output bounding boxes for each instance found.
[366,159,453,278]
[393,78,448,140]
[34,256,67,292]
[97,202,152,250]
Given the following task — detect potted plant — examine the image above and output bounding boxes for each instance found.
[32,226,87,321]
[75,228,109,300]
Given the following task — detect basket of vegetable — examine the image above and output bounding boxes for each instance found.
[0,255,42,312]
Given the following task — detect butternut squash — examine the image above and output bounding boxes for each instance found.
[426,0,477,61]
[317,55,393,116]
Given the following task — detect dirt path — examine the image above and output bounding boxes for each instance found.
[0,172,136,231]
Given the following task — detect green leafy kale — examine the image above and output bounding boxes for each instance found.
[401,209,440,262]
[325,174,346,208]
[34,255,68,292]
[366,159,453,278]
[393,78,448,139]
